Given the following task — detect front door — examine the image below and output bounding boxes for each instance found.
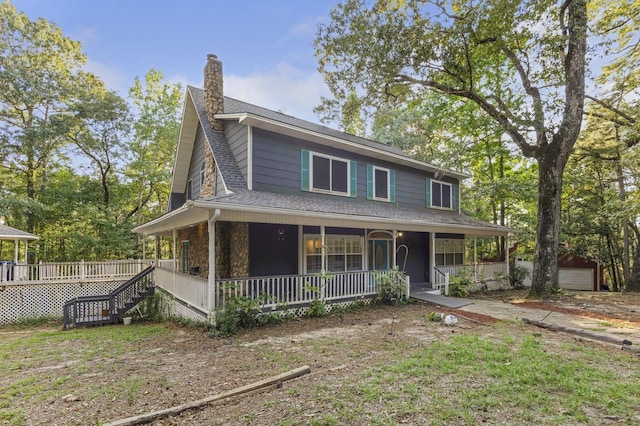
[369,239,391,270]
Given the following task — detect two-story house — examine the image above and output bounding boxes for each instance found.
[134,54,512,321]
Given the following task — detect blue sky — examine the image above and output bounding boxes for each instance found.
[11,0,337,123]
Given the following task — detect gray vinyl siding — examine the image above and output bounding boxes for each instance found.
[252,128,457,210]
[186,124,208,200]
[224,122,249,181]
[169,192,185,212]
[252,129,301,192]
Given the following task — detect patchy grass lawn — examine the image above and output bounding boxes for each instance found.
[1,302,639,425]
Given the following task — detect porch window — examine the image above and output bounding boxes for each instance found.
[435,239,464,266]
[304,235,363,273]
[181,241,190,273]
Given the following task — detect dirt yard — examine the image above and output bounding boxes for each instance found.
[2,290,640,425]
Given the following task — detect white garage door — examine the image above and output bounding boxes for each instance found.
[559,267,593,291]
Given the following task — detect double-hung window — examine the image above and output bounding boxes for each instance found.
[304,235,364,273]
[366,165,396,202]
[186,179,193,201]
[312,153,349,195]
[435,239,464,266]
[301,150,356,197]
[429,179,452,209]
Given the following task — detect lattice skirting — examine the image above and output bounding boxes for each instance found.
[154,288,209,323]
[156,288,375,326]
[0,280,126,325]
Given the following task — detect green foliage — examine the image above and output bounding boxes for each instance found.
[211,295,260,336]
[307,298,327,317]
[374,268,407,305]
[509,264,531,290]
[448,274,474,298]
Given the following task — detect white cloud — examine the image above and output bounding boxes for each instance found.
[83,59,128,93]
[224,63,330,124]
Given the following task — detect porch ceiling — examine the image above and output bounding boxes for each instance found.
[134,190,514,237]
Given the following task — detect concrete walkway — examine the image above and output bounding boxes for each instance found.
[456,299,640,347]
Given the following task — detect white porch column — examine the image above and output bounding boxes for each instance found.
[429,233,436,284]
[392,230,397,269]
[207,210,220,317]
[320,225,326,273]
[474,237,478,282]
[154,234,159,261]
[172,229,178,270]
[14,240,19,263]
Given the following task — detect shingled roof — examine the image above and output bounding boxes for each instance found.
[188,87,247,193]
[199,190,510,234]
[220,94,407,157]
[0,225,38,240]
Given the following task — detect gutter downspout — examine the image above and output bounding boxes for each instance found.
[208,209,221,322]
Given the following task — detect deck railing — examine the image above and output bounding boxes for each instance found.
[0,260,152,284]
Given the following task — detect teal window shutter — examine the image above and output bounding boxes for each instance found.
[425,178,431,207]
[350,160,357,197]
[366,165,373,200]
[301,150,310,191]
[389,169,396,203]
[452,183,458,211]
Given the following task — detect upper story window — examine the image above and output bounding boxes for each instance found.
[186,179,193,201]
[367,165,396,202]
[427,178,453,209]
[301,150,357,198]
[200,160,206,187]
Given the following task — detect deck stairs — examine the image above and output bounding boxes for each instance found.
[63,266,155,329]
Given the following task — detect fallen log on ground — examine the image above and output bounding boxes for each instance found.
[104,365,311,426]
[522,318,639,353]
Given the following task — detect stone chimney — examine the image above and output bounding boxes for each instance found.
[204,54,224,132]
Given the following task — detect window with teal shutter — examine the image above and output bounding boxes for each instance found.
[452,183,459,211]
[389,170,396,203]
[428,178,453,209]
[350,160,357,197]
[300,149,310,191]
[366,164,374,200]
[425,178,431,207]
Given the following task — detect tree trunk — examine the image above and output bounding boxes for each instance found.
[529,150,563,296]
[627,248,640,292]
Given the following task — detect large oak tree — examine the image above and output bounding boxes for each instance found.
[315,0,588,295]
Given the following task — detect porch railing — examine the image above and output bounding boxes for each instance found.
[436,262,508,283]
[152,267,407,313]
[433,267,450,296]
[215,270,402,311]
[154,267,208,314]
[0,259,152,284]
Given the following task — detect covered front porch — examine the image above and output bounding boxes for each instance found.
[136,199,511,320]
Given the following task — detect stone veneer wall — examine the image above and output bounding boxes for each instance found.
[214,221,249,279]
[203,54,224,132]
[230,222,249,278]
[200,148,216,198]
[177,223,209,278]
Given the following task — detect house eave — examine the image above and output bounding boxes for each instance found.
[215,113,471,180]
[190,199,511,237]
